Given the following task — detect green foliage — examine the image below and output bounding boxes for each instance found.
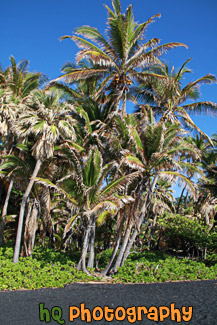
[97,248,114,268]
[113,251,217,283]
[0,246,96,291]
[158,214,215,252]
[0,247,216,290]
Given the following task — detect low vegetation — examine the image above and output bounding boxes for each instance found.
[0,246,216,291]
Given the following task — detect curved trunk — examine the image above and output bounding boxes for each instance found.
[121,220,142,266]
[3,133,10,152]
[102,215,125,276]
[121,175,159,266]
[0,178,14,246]
[120,121,165,265]
[13,159,42,263]
[111,221,133,274]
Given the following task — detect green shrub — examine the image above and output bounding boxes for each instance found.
[0,246,96,291]
[113,251,217,283]
[0,247,216,290]
[157,214,217,257]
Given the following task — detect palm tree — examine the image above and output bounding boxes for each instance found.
[55,0,186,116]
[136,59,217,142]
[13,90,77,263]
[0,56,46,152]
[0,58,46,245]
[103,110,200,274]
[200,134,217,197]
[35,145,139,272]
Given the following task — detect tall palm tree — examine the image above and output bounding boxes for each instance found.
[55,0,187,116]
[0,57,46,245]
[103,110,200,274]
[13,90,77,263]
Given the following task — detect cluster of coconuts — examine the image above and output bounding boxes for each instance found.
[112,74,132,91]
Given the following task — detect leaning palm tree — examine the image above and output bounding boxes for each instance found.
[54,0,187,116]
[103,110,200,274]
[13,90,77,263]
[0,58,46,245]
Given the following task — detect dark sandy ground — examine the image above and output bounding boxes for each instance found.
[0,280,216,324]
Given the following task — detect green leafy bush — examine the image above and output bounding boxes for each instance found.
[0,247,216,290]
[113,251,217,283]
[157,214,217,257]
[0,246,96,291]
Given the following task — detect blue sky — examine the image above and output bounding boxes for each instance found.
[1,0,217,135]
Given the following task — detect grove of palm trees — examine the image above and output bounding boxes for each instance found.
[0,0,216,288]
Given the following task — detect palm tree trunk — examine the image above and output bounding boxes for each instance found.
[13,159,42,263]
[102,215,125,276]
[40,188,51,246]
[120,124,164,267]
[111,221,133,273]
[87,216,95,268]
[176,185,186,214]
[0,181,3,206]
[121,175,159,266]
[120,91,127,117]
[3,133,10,152]
[147,214,158,247]
[121,218,143,266]
[0,178,14,246]
[24,199,39,256]
[77,220,91,273]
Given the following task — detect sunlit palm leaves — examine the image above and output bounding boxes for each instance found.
[55,0,186,115]
[136,59,217,142]
[14,91,77,160]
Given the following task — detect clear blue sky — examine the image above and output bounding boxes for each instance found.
[1,0,217,137]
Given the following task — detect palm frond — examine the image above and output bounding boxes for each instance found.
[181,74,216,95]
[112,0,121,15]
[130,42,188,69]
[52,68,108,84]
[34,177,78,205]
[100,171,141,199]
[160,171,196,197]
[131,13,161,47]
[75,25,117,60]
[120,155,145,171]
[63,214,79,238]
[181,101,217,116]
[175,58,192,81]
[176,107,214,145]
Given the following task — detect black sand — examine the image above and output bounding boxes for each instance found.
[0,280,216,324]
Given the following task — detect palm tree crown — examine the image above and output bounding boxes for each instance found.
[54,0,187,115]
[136,59,217,142]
